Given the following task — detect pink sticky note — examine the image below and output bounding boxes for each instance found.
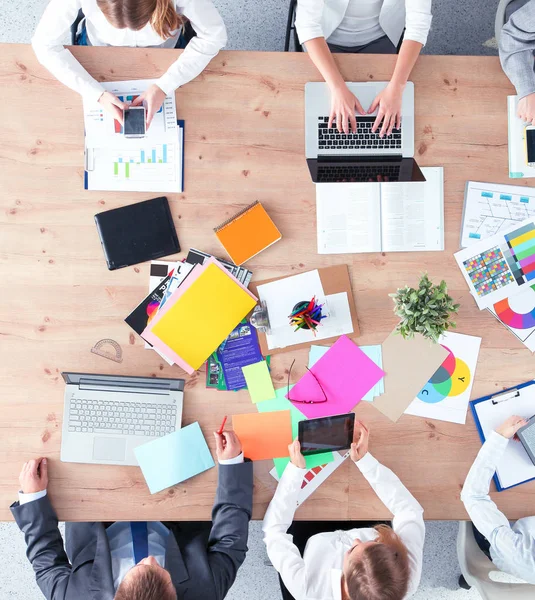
[286,335,384,419]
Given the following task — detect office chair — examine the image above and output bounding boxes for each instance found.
[495,0,530,45]
[284,0,302,52]
[456,521,535,598]
[70,10,196,47]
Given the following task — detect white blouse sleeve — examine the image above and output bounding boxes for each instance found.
[31,0,106,103]
[295,0,327,45]
[404,0,433,46]
[355,452,425,598]
[156,0,227,95]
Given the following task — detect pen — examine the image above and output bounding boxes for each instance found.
[217,416,227,435]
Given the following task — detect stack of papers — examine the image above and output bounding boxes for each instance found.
[83,79,184,193]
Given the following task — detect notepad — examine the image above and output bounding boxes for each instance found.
[232,411,292,461]
[134,422,215,494]
[214,201,282,265]
[242,361,276,403]
[143,258,257,373]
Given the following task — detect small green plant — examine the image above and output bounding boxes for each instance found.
[390,273,460,343]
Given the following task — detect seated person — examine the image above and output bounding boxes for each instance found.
[32,0,227,127]
[499,0,535,125]
[461,415,535,584]
[294,0,432,136]
[262,421,425,600]
[11,429,252,600]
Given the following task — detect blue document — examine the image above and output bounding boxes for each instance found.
[134,422,215,494]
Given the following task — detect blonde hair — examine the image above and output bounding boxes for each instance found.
[344,525,410,600]
[97,0,183,40]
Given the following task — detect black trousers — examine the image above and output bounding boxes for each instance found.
[278,520,391,600]
[472,523,492,561]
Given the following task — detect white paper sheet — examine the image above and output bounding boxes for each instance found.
[472,385,535,489]
[405,332,481,424]
[487,285,535,353]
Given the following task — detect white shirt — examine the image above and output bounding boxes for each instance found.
[327,0,384,47]
[262,453,425,600]
[295,0,432,48]
[31,0,227,103]
[461,431,535,584]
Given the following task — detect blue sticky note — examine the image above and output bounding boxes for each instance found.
[134,422,215,494]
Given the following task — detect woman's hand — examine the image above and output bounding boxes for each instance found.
[98,91,126,125]
[495,415,529,439]
[350,420,369,462]
[132,84,167,130]
[288,439,306,469]
[368,82,405,138]
[329,83,366,134]
[518,93,535,125]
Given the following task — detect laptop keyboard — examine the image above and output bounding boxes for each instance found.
[68,398,177,437]
[318,116,402,151]
[316,163,401,183]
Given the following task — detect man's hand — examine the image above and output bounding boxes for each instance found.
[288,439,306,469]
[214,431,242,461]
[518,93,535,125]
[19,458,48,494]
[369,81,404,138]
[350,420,369,462]
[132,84,167,130]
[495,415,529,439]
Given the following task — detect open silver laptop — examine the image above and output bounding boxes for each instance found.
[305,81,425,183]
[61,372,184,466]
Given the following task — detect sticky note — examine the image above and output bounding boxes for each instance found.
[242,361,276,403]
[134,422,215,494]
[257,387,333,476]
[232,411,292,461]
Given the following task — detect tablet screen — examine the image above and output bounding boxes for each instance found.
[298,413,355,455]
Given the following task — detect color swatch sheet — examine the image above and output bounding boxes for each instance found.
[134,422,215,494]
[487,284,535,352]
[405,332,481,424]
[215,201,281,265]
[455,218,535,309]
[143,258,257,373]
[308,344,383,401]
[83,79,183,193]
[373,331,449,422]
[287,335,385,419]
[242,361,276,403]
[460,182,535,248]
[256,386,333,476]
[232,411,292,461]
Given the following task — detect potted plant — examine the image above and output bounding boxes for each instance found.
[390,273,460,343]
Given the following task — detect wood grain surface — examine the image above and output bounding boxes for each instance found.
[1,44,534,521]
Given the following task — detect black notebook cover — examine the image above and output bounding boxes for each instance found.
[94,196,180,270]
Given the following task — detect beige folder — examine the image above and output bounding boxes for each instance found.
[373,330,449,422]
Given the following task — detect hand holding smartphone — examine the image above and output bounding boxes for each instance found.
[123,106,146,138]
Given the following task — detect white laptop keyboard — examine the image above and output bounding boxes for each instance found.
[68,398,177,437]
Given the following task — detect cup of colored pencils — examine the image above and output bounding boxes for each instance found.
[289,297,326,335]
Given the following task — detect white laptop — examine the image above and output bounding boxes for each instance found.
[60,372,184,466]
[305,81,425,183]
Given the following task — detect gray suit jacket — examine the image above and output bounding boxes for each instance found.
[10,461,253,600]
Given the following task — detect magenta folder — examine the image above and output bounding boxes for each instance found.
[285,335,384,419]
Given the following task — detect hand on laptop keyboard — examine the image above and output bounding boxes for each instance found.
[328,83,366,134]
[368,82,403,138]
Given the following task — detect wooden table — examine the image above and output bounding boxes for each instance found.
[1,44,534,521]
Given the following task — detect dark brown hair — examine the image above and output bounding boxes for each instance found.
[114,567,177,600]
[97,0,183,39]
[344,525,410,600]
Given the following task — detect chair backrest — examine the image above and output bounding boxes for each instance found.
[457,521,535,599]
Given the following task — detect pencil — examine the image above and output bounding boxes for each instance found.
[217,416,228,435]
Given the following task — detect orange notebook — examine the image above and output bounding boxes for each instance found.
[214,201,281,265]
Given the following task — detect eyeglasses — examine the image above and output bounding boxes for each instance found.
[287,359,328,404]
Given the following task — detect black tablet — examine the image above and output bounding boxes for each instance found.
[298,413,355,455]
[94,196,180,270]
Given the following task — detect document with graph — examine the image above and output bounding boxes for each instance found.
[83,79,184,193]
[460,181,535,248]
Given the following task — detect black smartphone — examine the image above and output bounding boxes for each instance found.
[123,106,146,138]
[298,413,355,455]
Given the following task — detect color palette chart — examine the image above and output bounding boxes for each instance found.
[502,222,535,284]
[488,284,535,352]
[416,345,470,404]
[462,246,514,298]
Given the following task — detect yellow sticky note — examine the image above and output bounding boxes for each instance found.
[242,361,276,403]
[151,263,257,370]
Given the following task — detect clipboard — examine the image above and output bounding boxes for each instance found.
[249,264,360,357]
[470,380,535,491]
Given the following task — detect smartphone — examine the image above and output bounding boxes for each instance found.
[525,126,535,167]
[123,106,146,138]
[298,413,355,455]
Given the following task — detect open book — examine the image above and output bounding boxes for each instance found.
[316,166,444,254]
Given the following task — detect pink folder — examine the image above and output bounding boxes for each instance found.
[142,258,257,374]
[285,335,385,419]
